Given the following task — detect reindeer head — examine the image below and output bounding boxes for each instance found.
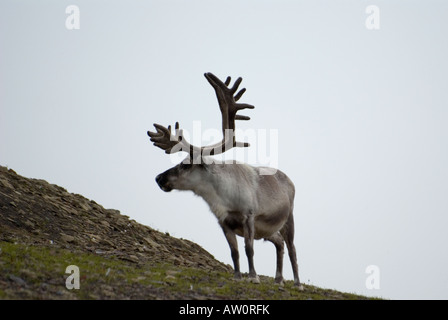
[154,160,206,192]
[147,72,254,192]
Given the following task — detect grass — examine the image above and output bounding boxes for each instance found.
[0,241,374,300]
[0,241,156,299]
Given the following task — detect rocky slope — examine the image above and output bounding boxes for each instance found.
[0,165,229,272]
[0,165,371,300]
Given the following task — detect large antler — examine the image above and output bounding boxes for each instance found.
[204,72,254,143]
[147,72,254,158]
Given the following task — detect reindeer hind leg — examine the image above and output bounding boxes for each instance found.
[280,212,303,290]
[265,232,285,285]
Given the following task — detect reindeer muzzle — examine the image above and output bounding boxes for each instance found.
[155,174,172,192]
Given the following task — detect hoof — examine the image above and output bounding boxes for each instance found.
[246,275,260,284]
[295,284,305,291]
[233,272,243,281]
[274,277,285,287]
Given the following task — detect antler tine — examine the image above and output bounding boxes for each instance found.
[148,122,185,154]
[234,88,246,101]
[148,121,207,157]
[230,77,242,93]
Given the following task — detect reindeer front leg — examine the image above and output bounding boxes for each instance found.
[244,212,260,284]
[222,226,242,280]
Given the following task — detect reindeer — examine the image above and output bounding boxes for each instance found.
[147,73,302,288]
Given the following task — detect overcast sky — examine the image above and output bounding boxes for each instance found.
[1,0,448,299]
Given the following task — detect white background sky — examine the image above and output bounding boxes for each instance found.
[1,0,448,299]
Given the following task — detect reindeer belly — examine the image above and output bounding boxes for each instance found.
[254,211,289,239]
[221,210,289,240]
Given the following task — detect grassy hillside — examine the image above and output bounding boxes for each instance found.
[0,165,372,300]
[0,241,367,300]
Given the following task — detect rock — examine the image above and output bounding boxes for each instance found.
[9,275,27,286]
[143,236,160,248]
[100,221,110,228]
[0,177,13,189]
[24,220,35,228]
[134,276,146,282]
[165,275,176,281]
[60,234,75,243]
[78,201,91,211]
[102,285,115,297]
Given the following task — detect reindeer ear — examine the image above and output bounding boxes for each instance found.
[201,155,214,166]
